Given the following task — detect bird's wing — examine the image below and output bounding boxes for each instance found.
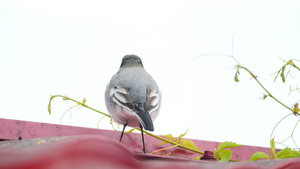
[145,88,160,113]
[110,86,134,110]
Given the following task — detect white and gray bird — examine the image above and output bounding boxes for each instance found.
[105,54,161,153]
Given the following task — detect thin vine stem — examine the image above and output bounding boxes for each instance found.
[48,95,110,118]
[238,66,296,114]
[151,145,177,154]
[270,113,293,140]
[293,64,300,71]
[48,95,204,155]
[291,59,300,71]
[60,105,78,124]
[291,118,300,148]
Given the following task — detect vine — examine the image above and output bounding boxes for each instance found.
[48,55,300,162]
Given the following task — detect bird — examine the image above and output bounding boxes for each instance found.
[105,54,161,153]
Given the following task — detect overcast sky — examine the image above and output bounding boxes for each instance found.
[1,0,300,149]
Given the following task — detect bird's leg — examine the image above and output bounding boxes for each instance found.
[119,123,127,142]
[140,125,147,154]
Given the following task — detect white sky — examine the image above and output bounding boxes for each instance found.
[1,0,300,149]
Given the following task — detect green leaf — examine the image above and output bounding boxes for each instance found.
[214,150,221,160]
[249,152,270,161]
[219,149,232,162]
[281,66,286,83]
[48,99,52,115]
[234,72,240,82]
[270,137,277,159]
[218,141,242,151]
[279,151,300,159]
[276,147,291,158]
[276,148,300,159]
[48,95,55,115]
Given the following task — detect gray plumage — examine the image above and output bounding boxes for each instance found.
[105,54,161,153]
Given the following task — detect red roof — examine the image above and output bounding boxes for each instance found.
[0,118,299,169]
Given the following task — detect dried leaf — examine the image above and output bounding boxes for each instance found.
[36,140,46,144]
[293,103,300,116]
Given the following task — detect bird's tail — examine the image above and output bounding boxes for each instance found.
[135,109,154,131]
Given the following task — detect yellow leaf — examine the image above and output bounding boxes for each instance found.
[181,139,201,150]
[158,141,169,145]
[178,129,189,139]
[162,134,175,140]
[194,156,201,160]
